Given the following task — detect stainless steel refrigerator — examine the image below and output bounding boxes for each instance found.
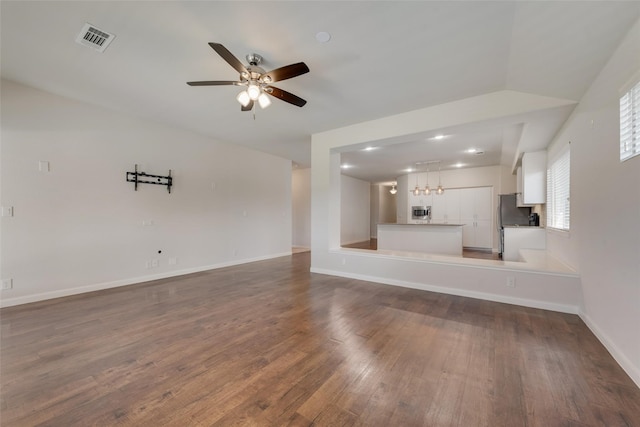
[497,194,532,257]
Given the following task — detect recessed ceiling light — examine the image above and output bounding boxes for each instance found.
[315,31,331,43]
[434,135,445,140]
[363,146,377,151]
[454,163,464,168]
[341,164,352,169]
[466,148,477,153]
[404,168,414,173]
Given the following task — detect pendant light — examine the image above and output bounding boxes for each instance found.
[423,163,431,195]
[436,161,445,195]
[389,184,397,195]
[412,183,421,196]
[411,172,421,196]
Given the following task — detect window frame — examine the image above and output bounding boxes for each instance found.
[620,76,640,162]
[546,145,571,232]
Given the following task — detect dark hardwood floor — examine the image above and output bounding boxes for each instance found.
[342,238,500,260]
[1,252,639,426]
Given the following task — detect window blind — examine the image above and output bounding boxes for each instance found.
[546,148,570,230]
[620,80,640,162]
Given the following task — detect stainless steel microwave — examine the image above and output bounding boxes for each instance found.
[412,205,431,220]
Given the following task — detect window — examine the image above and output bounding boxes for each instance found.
[620,80,640,162]
[546,147,570,231]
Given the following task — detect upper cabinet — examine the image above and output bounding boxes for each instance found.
[518,151,547,206]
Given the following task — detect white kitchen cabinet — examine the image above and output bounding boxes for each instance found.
[430,189,461,224]
[462,220,491,248]
[444,189,461,224]
[459,186,493,249]
[430,192,447,223]
[518,151,547,206]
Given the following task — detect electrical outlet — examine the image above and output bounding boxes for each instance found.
[2,278,13,290]
[506,276,516,288]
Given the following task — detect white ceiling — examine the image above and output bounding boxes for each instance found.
[2,1,639,183]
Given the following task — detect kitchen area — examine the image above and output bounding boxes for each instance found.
[343,150,549,262]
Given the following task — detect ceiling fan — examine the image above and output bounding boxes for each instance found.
[187,42,309,111]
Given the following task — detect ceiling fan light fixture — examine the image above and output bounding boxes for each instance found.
[237,91,251,107]
[187,43,309,112]
[258,93,271,109]
[247,84,261,100]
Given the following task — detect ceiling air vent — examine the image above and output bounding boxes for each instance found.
[75,23,115,53]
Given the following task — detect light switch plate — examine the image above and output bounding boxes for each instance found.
[1,206,14,217]
[1,279,13,290]
[38,160,50,172]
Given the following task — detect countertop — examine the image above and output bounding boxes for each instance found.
[503,225,542,228]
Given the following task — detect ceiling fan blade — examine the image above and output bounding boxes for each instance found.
[208,42,248,74]
[264,62,309,82]
[187,81,240,86]
[266,86,307,107]
[241,100,254,111]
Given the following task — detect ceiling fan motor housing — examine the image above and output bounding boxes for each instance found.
[246,53,263,66]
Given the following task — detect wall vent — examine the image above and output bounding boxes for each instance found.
[75,23,115,53]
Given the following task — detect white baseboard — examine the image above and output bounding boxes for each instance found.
[578,310,640,388]
[0,252,291,308]
[310,267,579,314]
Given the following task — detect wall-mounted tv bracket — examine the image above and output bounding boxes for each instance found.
[126,164,173,193]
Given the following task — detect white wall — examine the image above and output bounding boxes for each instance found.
[395,175,409,223]
[292,168,311,248]
[370,185,380,238]
[370,184,397,238]
[546,18,640,386]
[340,174,370,245]
[0,79,292,306]
[380,186,397,224]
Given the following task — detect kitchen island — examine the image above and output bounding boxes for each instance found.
[377,223,464,256]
